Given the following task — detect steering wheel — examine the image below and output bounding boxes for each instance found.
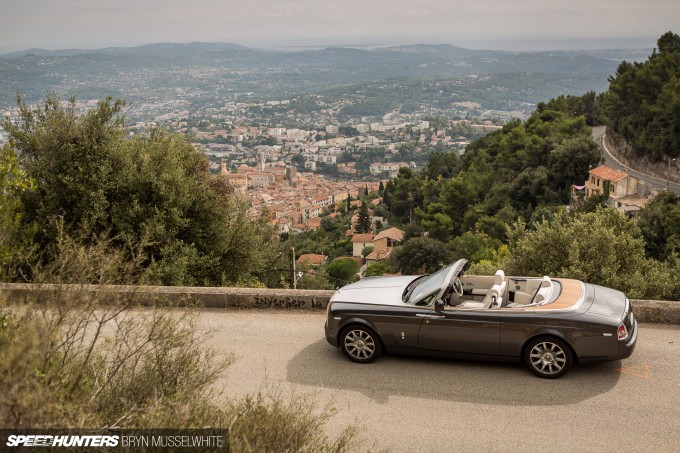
[451,277,464,296]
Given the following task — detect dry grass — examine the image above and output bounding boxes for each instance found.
[0,229,361,451]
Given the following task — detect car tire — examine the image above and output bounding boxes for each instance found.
[523,336,573,379]
[340,325,382,363]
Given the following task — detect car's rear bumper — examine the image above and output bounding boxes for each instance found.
[618,316,638,359]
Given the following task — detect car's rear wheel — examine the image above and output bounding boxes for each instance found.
[340,325,382,363]
[523,336,573,379]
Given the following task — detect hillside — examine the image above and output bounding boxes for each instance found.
[0,42,650,115]
[602,31,680,161]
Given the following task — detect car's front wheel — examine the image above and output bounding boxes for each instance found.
[340,325,382,363]
[523,336,573,379]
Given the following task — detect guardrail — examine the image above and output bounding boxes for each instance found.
[1,284,678,324]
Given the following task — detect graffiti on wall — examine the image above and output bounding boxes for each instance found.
[253,295,324,309]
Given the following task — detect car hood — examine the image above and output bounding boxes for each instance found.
[330,275,419,305]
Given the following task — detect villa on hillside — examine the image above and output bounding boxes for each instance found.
[349,227,405,265]
[296,254,327,268]
[351,234,375,258]
[573,164,656,216]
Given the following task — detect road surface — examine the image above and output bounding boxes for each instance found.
[592,126,680,194]
[201,310,680,452]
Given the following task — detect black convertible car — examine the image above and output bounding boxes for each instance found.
[324,259,637,378]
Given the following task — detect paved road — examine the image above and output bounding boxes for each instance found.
[201,310,680,452]
[592,126,680,194]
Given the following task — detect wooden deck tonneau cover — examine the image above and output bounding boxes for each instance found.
[533,278,584,310]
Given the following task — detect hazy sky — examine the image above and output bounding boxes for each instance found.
[1,0,678,52]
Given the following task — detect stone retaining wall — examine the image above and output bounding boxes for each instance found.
[0,283,334,311]
[1,284,678,324]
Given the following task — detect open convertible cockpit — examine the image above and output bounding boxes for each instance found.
[448,270,560,309]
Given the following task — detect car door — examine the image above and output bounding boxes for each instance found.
[368,305,430,348]
[416,308,501,354]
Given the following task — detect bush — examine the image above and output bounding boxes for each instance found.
[1,96,274,286]
[506,208,680,300]
[364,261,391,277]
[326,258,360,284]
[0,231,360,451]
[228,392,358,453]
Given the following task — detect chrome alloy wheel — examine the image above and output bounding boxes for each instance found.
[530,341,567,375]
[344,329,376,360]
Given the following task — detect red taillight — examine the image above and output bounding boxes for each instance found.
[617,323,629,341]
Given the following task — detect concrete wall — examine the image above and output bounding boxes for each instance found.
[1,283,678,324]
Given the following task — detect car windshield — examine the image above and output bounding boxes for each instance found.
[406,262,456,304]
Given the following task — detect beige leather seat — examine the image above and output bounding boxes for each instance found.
[461,270,506,308]
[513,275,551,305]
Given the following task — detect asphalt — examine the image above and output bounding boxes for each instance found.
[200,310,680,453]
[591,126,680,194]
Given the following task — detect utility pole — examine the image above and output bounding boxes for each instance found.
[290,247,296,289]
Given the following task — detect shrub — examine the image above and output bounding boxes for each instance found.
[0,230,360,451]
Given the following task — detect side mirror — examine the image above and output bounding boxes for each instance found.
[435,299,446,311]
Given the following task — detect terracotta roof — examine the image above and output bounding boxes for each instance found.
[365,248,392,261]
[307,217,321,229]
[351,233,375,243]
[589,165,629,182]
[374,227,405,242]
[297,254,327,266]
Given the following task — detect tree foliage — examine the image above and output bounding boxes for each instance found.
[637,191,680,260]
[393,237,453,275]
[505,208,680,300]
[355,202,371,233]
[326,258,360,284]
[385,106,598,245]
[1,95,274,285]
[0,143,34,279]
[602,31,680,160]
[364,261,391,277]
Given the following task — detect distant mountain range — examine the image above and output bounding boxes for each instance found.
[0,41,652,62]
[0,41,654,113]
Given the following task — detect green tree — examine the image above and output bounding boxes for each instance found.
[2,95,274,286]
[291,154,306,168]
[505,208,680,299]
[447,232,501,263]
[378,180,384,195]
[394,237,453,275]
[361,246,374,258]
[326,258,360,284]
[364,261,391,277]
[0,143,35,279]
[338,125,359,137]
[602,31,680,161]
[355,202,371,234]
[638,191,680,259]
